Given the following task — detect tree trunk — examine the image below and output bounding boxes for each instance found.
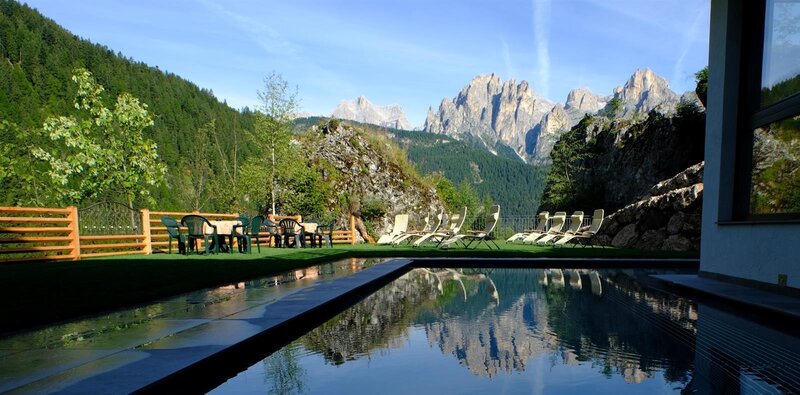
[270,145,276,214]
[352,213,375,244]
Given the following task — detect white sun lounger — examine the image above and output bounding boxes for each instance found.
[522,211,566,244]
[536,211,584,244]
[441,205,501,249]
[413,206,467,247]
[507,211,549,243]
[391,210,443,246]
[555,209,605,247]
[376,214,408,245]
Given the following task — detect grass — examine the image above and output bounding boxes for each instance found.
[0,243,697,334]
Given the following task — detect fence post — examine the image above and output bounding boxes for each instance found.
[140,208,152,255]
[349,215,356,245]
[67,205,80,260]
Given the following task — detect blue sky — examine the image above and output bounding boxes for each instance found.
[25,0,710,126]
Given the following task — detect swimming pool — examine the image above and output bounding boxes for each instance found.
[212,268,800,394]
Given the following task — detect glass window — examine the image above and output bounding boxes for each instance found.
[760,0,800,108]
[749,115,800,215]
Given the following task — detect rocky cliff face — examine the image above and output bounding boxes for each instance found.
[540,106,706,215]
[424,74,554,160]
[425,69,681,164]
[610,68,680,116]
[333,96,411,130]
[596,162,704,251]
[307,124,443,233]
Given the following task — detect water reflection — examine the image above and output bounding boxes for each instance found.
[217,267,800,394]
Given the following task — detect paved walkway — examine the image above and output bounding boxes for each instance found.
[0,258,403,394]
[653,274,800,320]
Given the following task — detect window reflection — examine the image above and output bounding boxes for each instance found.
[760,0,800,107]
[750,115,800,215]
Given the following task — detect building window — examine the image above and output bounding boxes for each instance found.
[738,0,800,220]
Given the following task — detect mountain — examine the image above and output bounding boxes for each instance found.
[610,68,680,116]
[332,96,411,130]
[293,117,548,217]
[424,74,554,161]
[425,69,681,165]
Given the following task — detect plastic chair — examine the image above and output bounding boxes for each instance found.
[240,215,265,254]
[161,216,185,254]
[279,219,305,248]
[315,220,336,248]
[232,214,251,253]
[181,214,219,254]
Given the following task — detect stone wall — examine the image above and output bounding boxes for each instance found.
[596,162,704,251]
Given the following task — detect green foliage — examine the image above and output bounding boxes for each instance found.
[327,118,340,131]
[360,199,389,220]
[539,118,592,211]
[602,98,622,118]
[0,1,256,209]
[30,68,165,207]
[694,66,708,107]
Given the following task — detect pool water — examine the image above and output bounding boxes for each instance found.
[212,268,800,394]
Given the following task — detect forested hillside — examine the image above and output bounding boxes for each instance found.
[294,118,548,217]
[0,0,254,209]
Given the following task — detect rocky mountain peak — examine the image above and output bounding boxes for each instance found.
[425,74,553,161]
[565,87,604,113]
[332,96,411,130]
[611,68,679,115]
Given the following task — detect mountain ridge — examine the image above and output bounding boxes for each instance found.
[332,96,411,130]
[424,68,683,164]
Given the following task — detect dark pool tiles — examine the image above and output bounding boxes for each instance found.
[654,274,800,318]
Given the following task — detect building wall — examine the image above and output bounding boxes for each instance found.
[701,0,800,288]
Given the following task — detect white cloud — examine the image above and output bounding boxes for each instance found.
[532,0,552,98]
[672,9,708,91]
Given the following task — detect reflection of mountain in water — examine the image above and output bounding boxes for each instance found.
[301,268,696,385]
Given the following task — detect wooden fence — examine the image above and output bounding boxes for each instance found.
[0,206,358,263]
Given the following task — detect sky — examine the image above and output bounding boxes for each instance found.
[24,0,710,126]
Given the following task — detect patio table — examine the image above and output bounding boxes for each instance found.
[300,222,318,247]
[203,220,241,253]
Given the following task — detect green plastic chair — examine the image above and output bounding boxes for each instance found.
[315,220,336,248]
[232,214,251,253]
[181,214,219,254]
[279,219,305,248]
[161,216,185,254]
[240,215,265,254]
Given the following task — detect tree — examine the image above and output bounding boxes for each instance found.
[31,68,166,212]
[254,71,299,214]
[695,67,708,107]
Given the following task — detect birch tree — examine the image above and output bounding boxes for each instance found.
[254,72,298,214]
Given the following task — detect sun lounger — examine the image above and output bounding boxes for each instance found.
[536,211,584,244]
[376,214,409,245]
[392,210,443,246]
[522,211,566,243]
[507,211,549,243]
[441,205,501,249]
[554,209,604,247]
[413,206,467,247]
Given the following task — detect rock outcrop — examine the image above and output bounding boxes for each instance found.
[307,124,443,235]
[596,162,704,251]
[332,96,411,130]
[609,68,680,117]
[424,74,554,160]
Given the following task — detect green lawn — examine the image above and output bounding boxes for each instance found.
[0,243,697,334]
